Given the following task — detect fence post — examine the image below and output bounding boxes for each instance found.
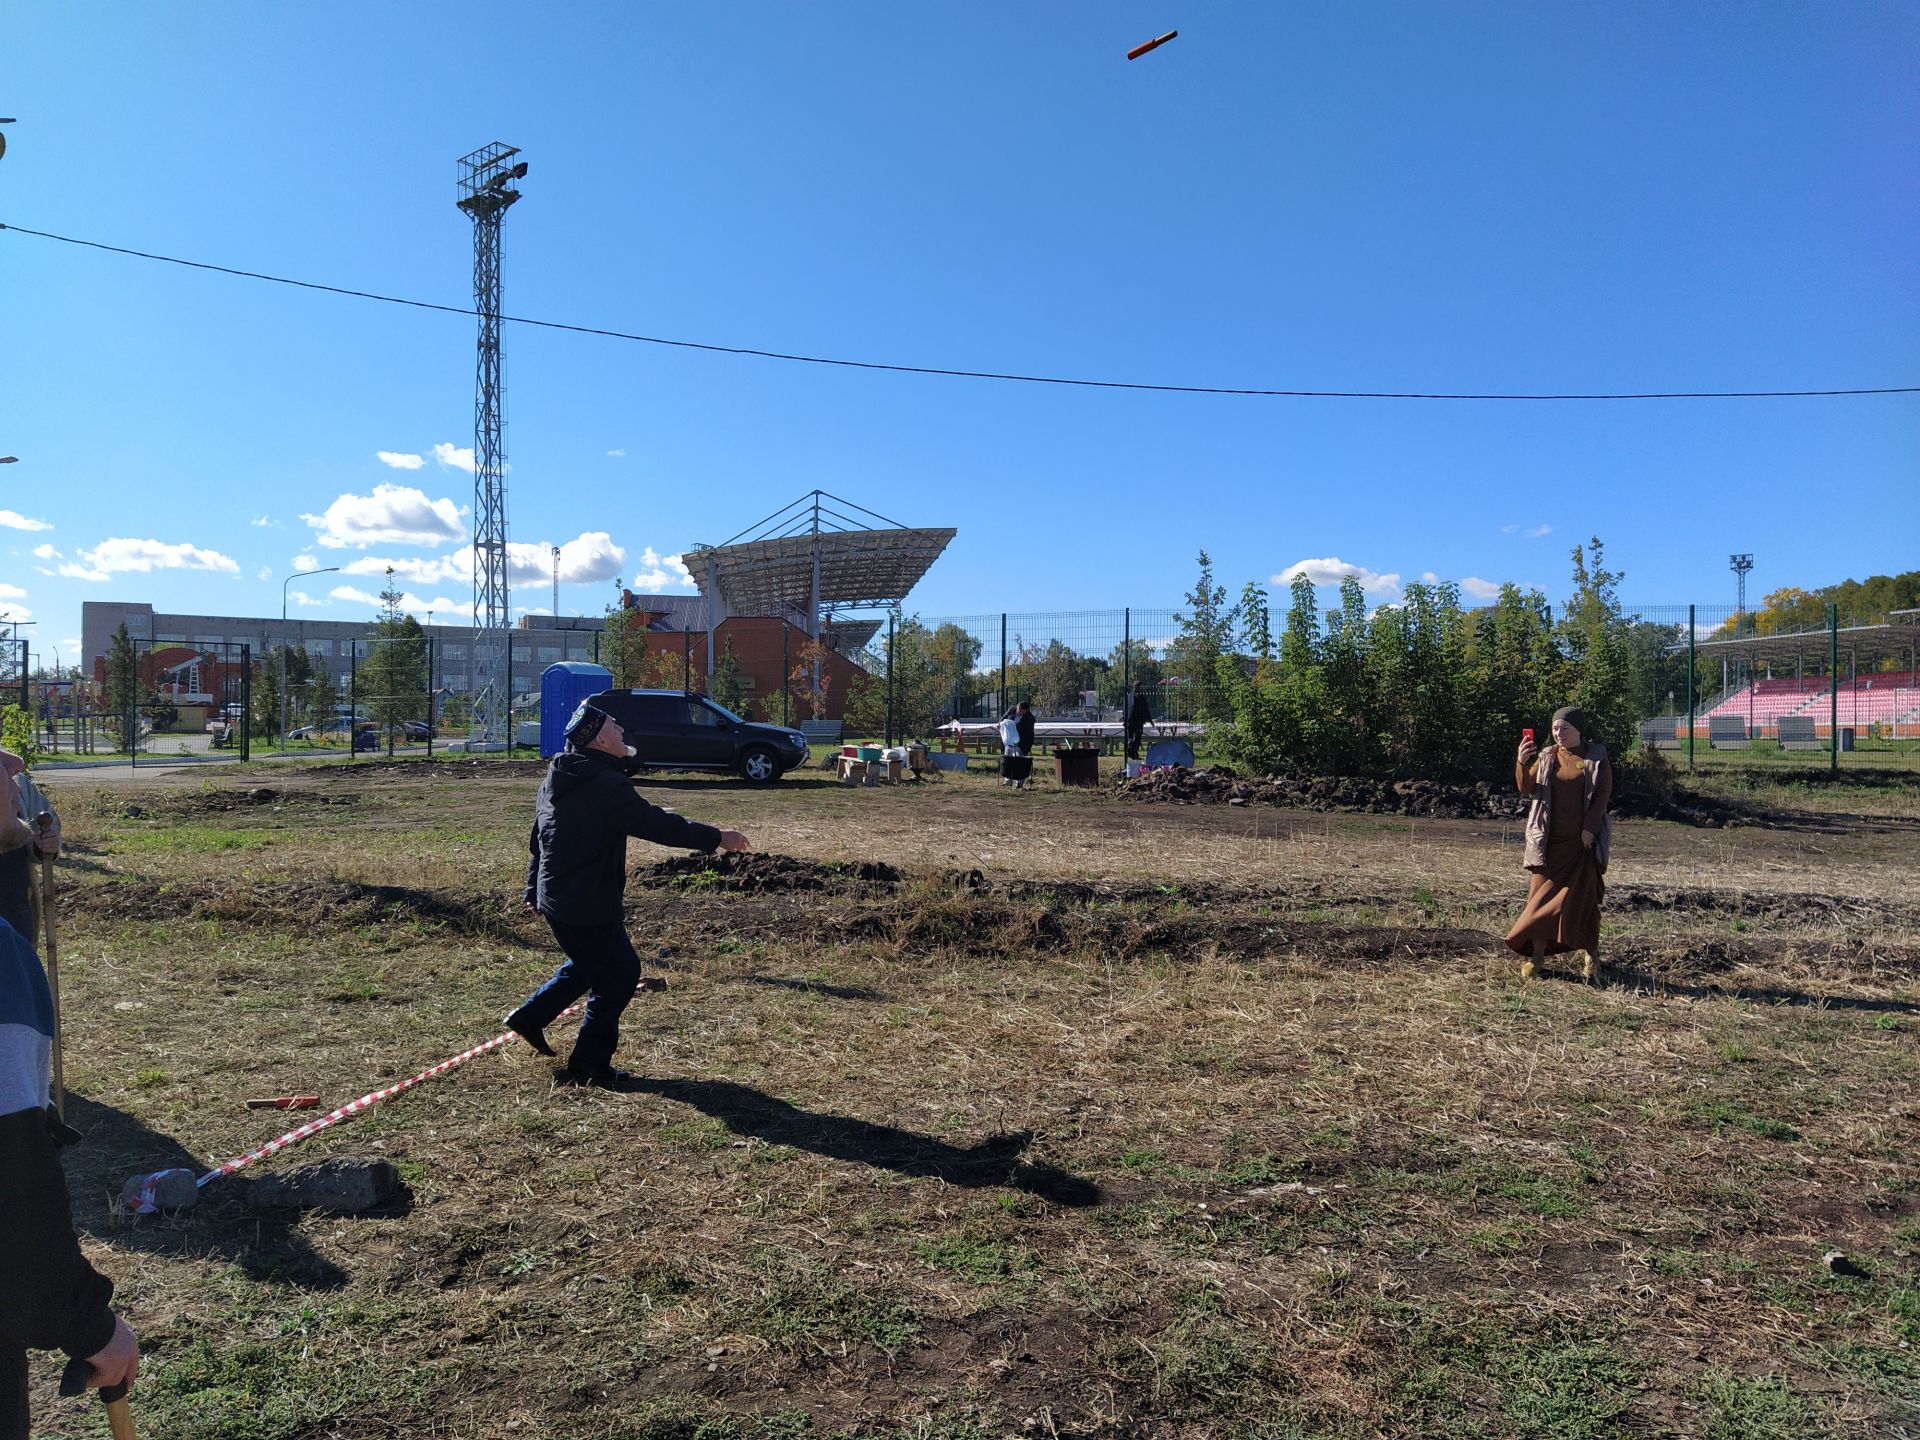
[1123,608,1131,718]
[349,643,358,761]
[885,611,896,747]
[239,645,251,763]
[782,623,790,725]
[999,614,1008,717]
[1829,603,1839,774]
[1685,605,1695,772]
[426,638,436,759]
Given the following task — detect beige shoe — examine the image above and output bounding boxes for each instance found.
[1519,956,1537,980]
[1579,951,1599,983]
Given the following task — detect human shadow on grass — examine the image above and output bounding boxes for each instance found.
[59,1095,353,1289]
[635,1077,1102,1207]
[1578,967,1920,1016]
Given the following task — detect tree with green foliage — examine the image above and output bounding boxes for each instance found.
[251,644,333,741]
[0,705,42,768]
[709,637,747,717]
[361,568,429,756]
[1096,639,1164,710]
[103,623,138,749]
[1169,551,1240,722]
[1558,537,1636,756]
[925,622,984,715]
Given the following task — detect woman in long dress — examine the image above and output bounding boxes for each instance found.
[1504,706,1612,980]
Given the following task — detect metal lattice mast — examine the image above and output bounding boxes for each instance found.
[551,545,561,618]
[456,143,526,749]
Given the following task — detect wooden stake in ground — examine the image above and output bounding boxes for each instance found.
[36,810,65,1118]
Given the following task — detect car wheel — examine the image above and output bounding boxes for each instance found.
[739,745,781,783]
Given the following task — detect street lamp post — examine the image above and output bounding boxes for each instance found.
[282,567,339,754]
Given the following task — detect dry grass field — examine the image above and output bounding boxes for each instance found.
[22,758,1920,1439]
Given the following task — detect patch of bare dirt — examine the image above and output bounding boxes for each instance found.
[640,852,903,894]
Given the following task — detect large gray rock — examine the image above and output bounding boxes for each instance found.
[237,1157,401,1213]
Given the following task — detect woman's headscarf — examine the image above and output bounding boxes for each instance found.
[1552,706,1594,754]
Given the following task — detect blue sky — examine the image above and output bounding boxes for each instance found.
[3,3,1916,663]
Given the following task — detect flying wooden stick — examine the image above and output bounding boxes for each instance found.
[1128,30,1178,60]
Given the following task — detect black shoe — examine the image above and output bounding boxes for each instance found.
[555,1064,642,1091]
[504,1010,556,1057]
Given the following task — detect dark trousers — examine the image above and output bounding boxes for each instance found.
[1,1345,27,1440]
[517,919,643,1073]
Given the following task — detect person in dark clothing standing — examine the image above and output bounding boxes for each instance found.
[999,701,1037,789]
[1,901,140,1440]
[509,702,750,1087]
[1123,685,1152,759]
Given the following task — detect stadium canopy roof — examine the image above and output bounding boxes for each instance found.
[683,491,956,626]
[1681,609,1920,667]
[822,618,883,655]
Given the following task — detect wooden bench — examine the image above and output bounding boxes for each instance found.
[800,719,843,748]
[1708,716,1750,750]
[1777,716,1824,750]
[1637,719,1682,751]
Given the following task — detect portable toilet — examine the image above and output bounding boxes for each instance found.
[539,662,614,757]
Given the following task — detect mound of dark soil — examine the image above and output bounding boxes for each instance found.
[1114,763,1755,827]
[1115,766,1528,820]
[640,852,902,894]
[60,877,526,939]
[1611,885,1920,929]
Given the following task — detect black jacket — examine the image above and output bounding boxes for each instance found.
[1,920,116,1368]
[525,750,722,926]
[1005,709,1036,754]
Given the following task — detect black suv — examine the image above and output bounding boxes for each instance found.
[587,689,810,783]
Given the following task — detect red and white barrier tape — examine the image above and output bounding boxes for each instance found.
[193,1000,586,1190]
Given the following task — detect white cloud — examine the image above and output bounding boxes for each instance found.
[376,451,426,470]
[1273,557,1402,597]
[31,544,57,561]
[606,448,626,458]
[337,554,465,585]
[1459,576,1502,601]
[1501,523,1553,539]
[0,603,31,621]
[289,590,326,608]
[1420,571,1440,584]
[293,553,320,570]
[300,483,464,549]
[330,584,461,616]
[626,548,696,594]
[256,565,274,581]
[56,537,240,583]
[431,442,476,474]
[507,531,627,588]
[250,514,278,528]
[0,584,26,602]
[0,510,52,532]
[60,637,80,654]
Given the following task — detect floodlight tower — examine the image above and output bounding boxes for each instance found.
[1730,553,1754,626]
[456,143,527,750]
[551,545,561,618]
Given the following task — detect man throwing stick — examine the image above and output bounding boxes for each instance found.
[508,701,750,1088]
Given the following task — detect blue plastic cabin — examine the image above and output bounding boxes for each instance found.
[539,662,614,758]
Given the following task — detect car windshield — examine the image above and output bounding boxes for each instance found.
[703,700,745,725]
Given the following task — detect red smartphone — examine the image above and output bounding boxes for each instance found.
[1521,728,1535,746]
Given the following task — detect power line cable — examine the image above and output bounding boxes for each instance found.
[4,220,1916,402]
